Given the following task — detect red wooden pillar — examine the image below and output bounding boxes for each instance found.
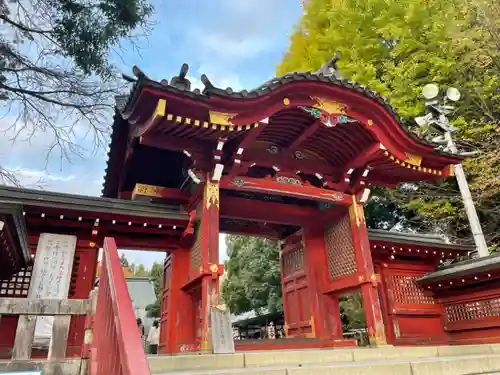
[302,227,343,339]
[349,198,387,345]
[198,179,221,351]
[160,178,222,353]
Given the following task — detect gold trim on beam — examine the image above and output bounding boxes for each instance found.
[404,152,422,167]
[349,196,366,227]
[310,96,346,114]
[209,111,237,126]
[154,99,166,119]
[164,112,259,133]
[449,165,455,176]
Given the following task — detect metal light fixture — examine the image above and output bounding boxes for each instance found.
[414,84,489,258]
[446,87,461,102]
[422,83,439,100]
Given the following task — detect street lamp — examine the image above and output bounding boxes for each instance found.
[415,84,489,257]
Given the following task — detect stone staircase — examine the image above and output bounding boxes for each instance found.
[148,344,500,375]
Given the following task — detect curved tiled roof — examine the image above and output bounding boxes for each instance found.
[103,62,461,196]
[116,63,458,156]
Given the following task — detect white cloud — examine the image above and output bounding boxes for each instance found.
[189,30,276,61]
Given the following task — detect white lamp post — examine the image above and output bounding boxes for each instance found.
[415,84,489,257]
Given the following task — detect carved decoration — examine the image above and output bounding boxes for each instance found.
[230,179,257,188]
[321,192,345,201]
[294,150,306,159]
[298,105,356,128]
[209,111,237,126]
[275,176,302,185]
[311,96,346,114]
[205,181,220,209]
[267,145,279,154]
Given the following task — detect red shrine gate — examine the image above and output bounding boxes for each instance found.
[101,63,464,352]
[0,61,496,371]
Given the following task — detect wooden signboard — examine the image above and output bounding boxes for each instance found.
[28,233,77,348]
[210,306,235,354]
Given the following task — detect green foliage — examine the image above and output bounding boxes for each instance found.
[51,0,153,77]
[133,264,149,277]
[339,292,366,332]
[120,253,129,267]
[146,261,164,318]
[222,236,283,315]
[365,187,424,230]
[279,0,500,247]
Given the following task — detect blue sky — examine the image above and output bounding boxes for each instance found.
[1,0,302,268]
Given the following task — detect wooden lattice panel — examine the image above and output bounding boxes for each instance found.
[282,246,304,277]
[445,298,500,323]
[190,228,202,270]
[324,215,356,280]
[0,266,32,297]
[390,275,435,305]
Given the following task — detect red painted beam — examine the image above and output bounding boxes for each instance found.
[23,207,188,227]
[27,217,182,236]
[220,196,318,226]
[221,176,352,206]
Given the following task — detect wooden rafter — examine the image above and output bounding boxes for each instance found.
[285,118,323,154]
[241,149,335,176]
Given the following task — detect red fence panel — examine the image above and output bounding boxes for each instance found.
[91,237,151,375]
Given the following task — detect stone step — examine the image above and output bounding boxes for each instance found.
[153,354,500,375]
[148,344,500,373]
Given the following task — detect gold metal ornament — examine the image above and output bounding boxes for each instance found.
[205,181,220,209]
[209,111,237,126]
[311,96,346,114]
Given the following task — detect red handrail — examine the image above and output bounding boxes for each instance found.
[90,237,151,375]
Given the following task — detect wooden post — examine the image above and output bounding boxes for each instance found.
[349,198,387,346]
[48,315,71,359]
[0,298,90,360]
[12,315,37,360]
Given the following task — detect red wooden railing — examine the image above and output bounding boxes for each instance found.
[89,237,151,375]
